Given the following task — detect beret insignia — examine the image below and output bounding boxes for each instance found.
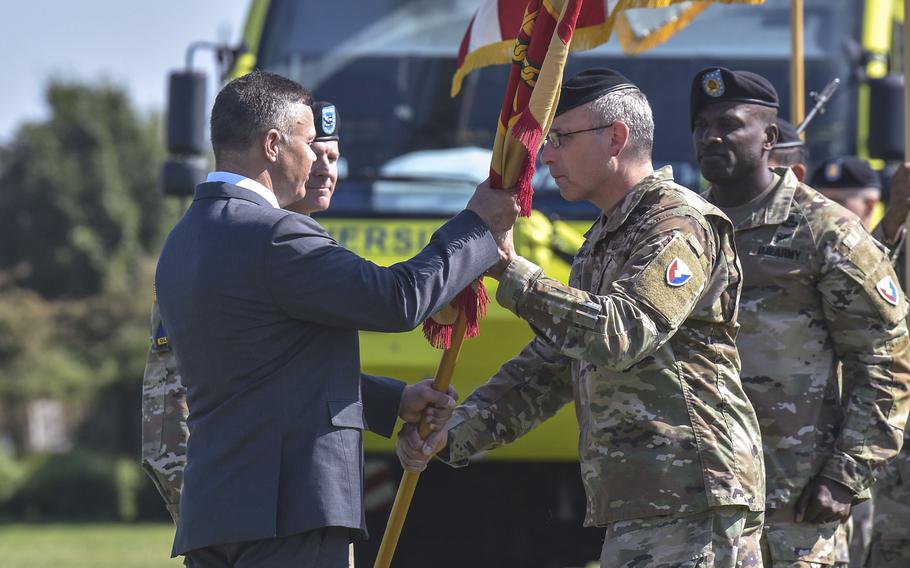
[702,69,725,98]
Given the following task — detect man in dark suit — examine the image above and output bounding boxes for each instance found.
[155,71,518,567]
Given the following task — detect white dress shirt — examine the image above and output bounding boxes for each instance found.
[206,171,279,209]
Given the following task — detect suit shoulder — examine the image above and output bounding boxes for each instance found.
[269,210,332,239]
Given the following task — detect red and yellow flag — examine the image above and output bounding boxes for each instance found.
[424,0,764,348]
[453,1,766,97]
[423,0,584,349]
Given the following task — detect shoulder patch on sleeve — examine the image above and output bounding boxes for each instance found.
[627,234,707,329]
[832,228,908,324]
[864,261,907,324]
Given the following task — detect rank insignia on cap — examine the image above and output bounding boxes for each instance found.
[876,275,900,306]
[321,105,336,135]
[702,69,725,98]
[825,160,841,182]
[666,258,693,287]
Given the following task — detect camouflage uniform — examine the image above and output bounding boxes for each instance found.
[864,225,910,568]
[440,167,766,567]
[140,299,189,523]
[704,168,910,568]
[864,430,910,568]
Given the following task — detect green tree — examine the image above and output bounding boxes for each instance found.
[0,81,181,299]
[0,81,183,456]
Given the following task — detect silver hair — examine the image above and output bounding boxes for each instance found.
[588,88,654,161]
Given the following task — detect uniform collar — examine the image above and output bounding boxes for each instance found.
[586,166,674,243]
[707,167,797,231]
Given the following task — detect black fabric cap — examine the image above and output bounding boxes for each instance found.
[556,68,637,116]
[773,118,804,149]
[690,67,779,129]
[809,156,881,190]
[312,101,340,141]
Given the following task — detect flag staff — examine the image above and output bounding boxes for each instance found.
[790,0,805,132]
[373,310,468,568]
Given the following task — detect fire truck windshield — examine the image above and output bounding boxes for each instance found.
[255,0,856,218]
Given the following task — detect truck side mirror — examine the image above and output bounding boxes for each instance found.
[161,157,208,197]
[161,71,208,196]
[868,75,904,161]
[166,71,208,156]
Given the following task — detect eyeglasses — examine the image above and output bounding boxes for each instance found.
[544,122,615,149]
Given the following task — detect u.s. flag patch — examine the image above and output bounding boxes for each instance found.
[666,257,693,287]
[876,275,900,306]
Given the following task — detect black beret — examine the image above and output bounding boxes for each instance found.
[773,118,804,149]
[556,68,637,116]
[690,67,779,129]
[312,101,340,141]
[809,156,881,190]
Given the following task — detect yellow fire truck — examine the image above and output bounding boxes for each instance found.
[161,1,907,565]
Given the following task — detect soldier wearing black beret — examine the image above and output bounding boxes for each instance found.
[399,66,767,568]
[768,118,809,181]
[809,156,881,228]
[693,67,910,568]
[288,101,342,215]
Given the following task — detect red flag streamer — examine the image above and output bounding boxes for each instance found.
[423,0,583,348]
[422,281,489,349]
[490,0,584,214]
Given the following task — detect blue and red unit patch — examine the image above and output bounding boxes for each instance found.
[876,275,900,306]
[666,257,693,287]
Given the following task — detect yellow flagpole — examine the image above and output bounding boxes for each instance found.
[373,310,469,568]
[790,0,805,133]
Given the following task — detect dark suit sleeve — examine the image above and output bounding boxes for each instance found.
[360,374,406,437]
[266,210,499,331]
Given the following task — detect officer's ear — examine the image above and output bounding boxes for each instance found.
[262,129,282,163]
[791,163,807,182]
[609,121,631,159]
[763,121,779,151]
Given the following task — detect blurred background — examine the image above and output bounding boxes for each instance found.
[0,2,246,566]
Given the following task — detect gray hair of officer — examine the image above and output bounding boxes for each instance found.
[589,88,654,162]
[210,70,314,160]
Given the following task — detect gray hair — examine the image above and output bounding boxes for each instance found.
[210,71,313,159]
[588,88,654,161]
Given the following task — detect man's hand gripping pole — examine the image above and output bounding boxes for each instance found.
[373,308,468,568]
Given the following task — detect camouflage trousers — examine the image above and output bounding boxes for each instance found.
[865,459,910,568]
[760,509,849,568]
[600,506,763,568]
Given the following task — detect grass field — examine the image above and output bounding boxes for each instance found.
[0,523,183,568]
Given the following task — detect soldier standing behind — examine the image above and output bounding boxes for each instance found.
[398,68,766,568]
[863,162,910,568]
[810,157,882,231]
[691,67,910,568]
[767,118,808,182]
